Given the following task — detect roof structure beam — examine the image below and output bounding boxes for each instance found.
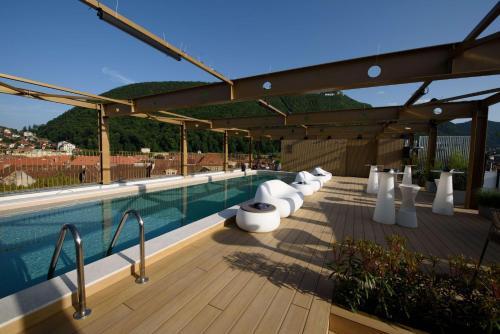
[0,81,100,109]
[103,32,500,115]
[210,101,477,129]
[463,1,500,42]
[80,0,232,85]
[0,72,131,106]
[403,2,500,108]
[483,91,500,106]
[257,99,288,118]
[431,87,500,104]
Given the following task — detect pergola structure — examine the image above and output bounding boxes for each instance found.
[1,1,499,208]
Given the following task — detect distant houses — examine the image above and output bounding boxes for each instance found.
[57,141,76,154]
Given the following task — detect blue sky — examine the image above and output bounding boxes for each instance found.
[1,0,499,129]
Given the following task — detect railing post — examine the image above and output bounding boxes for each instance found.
[99,106,111,185]
[47,224,91,320]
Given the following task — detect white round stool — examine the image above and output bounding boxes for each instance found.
[366,165,379,194]
[402,165,414,185]
[236,203,280,233]
[432,171,455,216]
[291,182,315,196]
[397,184,420,228]
[373,170,396,225]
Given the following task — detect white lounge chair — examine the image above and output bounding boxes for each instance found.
[312,167,332,182]
[294,171,322,192]
[254,179,304,217]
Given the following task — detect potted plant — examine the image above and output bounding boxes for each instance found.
[329,236,500,333]
[477,188,500,219]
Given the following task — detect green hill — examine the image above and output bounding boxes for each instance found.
[36,82,370,153]
[438,121,500,149]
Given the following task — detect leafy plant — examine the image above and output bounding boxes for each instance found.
[330,236,500,333]
[477,189,500,209]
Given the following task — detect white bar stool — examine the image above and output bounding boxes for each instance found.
[366,165,380,194]
[397,184,421,228]
[373,170,396,225]
[402,165,415,185]
[432,170,463,216]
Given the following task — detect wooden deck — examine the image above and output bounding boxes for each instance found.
[21,176,499,334]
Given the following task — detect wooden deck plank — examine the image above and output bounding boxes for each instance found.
[18,176,500,334]
[278,304,308,334]
[177,305,221,334]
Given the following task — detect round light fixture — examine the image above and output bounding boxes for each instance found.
[433,107,443,115]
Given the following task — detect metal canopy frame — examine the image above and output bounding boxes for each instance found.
[1,1,499,208]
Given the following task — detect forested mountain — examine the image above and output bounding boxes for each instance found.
[18,82,500,153]
[438,121,500,149]
[36,81,370,153]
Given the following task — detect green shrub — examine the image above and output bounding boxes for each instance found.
[330,236,500,333]
[477,189,500,209]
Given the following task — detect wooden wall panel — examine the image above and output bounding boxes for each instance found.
[376,139,404,169]
[345,139,378,177]
[281,139,403,176]
[281,139,347,175]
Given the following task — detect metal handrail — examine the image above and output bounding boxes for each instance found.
[106,209,149,284]
[47,224,91,320]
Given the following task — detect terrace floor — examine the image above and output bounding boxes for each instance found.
[21,176,499,334]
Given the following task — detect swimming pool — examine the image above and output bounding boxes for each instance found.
[0,173,294,298]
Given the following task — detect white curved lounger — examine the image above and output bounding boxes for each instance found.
[312,167,332,182]
[295,171,322,191]
[254,179,304,217]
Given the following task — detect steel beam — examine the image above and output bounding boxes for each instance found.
[102,33,500,115]
[80,0,232,85]
[426,121,438,174]
[463,1,500,41]
[482,91,500,106]
[433,87,500,104]
[0,73,131,106]
[210,101,476,129]
[465,106,489,209]
[223,130,229,171]
[257,99,288,118]
[0,81,100,109]
[99,108,111,184]
[180,123,188,176]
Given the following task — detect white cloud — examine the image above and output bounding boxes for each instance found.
[101,67,135,85]
[376,90,385,95]
[416,98,431,103]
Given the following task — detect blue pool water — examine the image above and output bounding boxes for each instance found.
[0,173,294,298]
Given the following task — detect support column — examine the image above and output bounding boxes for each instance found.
[426,121,437,175]
[223,130,229,172]
[180,122,188,176]
[98,107,111,185]
[465,106,489,209]
[408,132,415,165]
[248,136,253,168]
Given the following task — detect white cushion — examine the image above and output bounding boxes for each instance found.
[295,171,322,191]
[312,167,332,181]
[291,182,315,196]
[254,180,304,217]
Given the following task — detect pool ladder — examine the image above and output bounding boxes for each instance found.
[106,209,149,284]
[46,209,148,320]
[47,224,91,320]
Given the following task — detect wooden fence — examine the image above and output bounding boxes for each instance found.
[281,139,404,177]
